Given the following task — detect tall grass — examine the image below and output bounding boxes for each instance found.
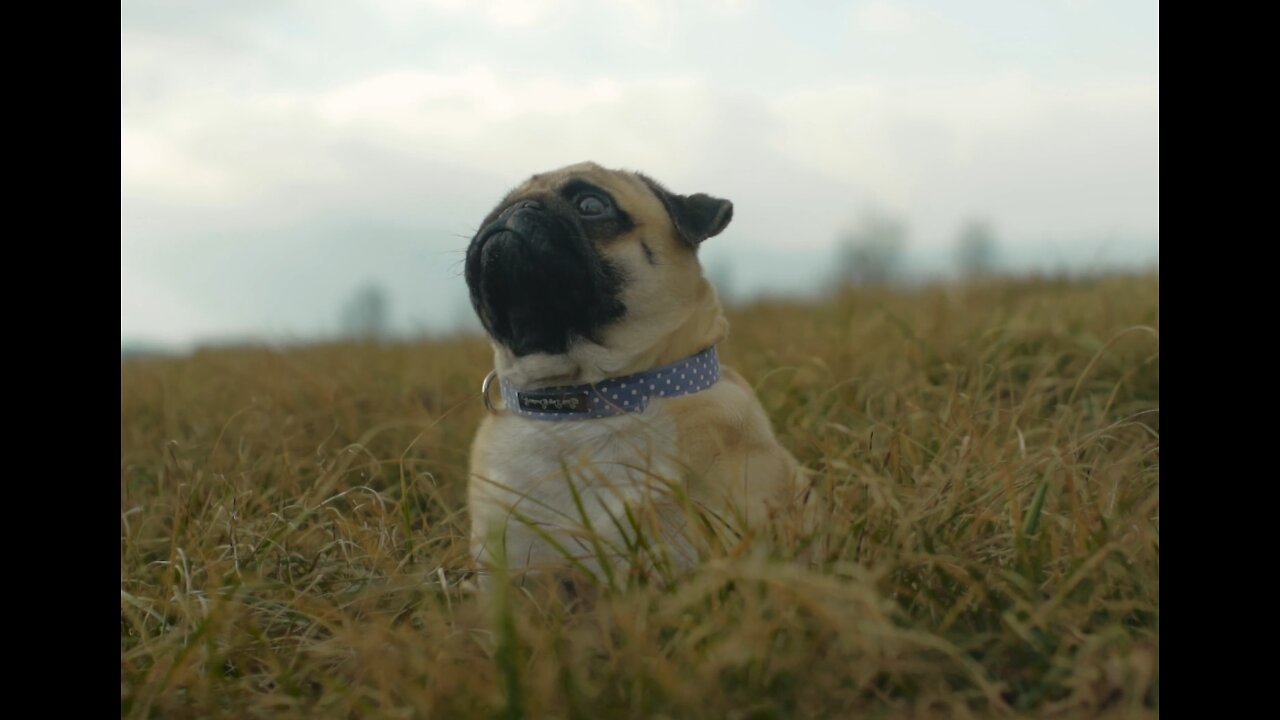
[121,275,1158,718]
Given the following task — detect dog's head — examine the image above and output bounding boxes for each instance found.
[464,162,733,359]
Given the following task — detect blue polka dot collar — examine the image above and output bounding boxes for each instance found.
[498,346,720,421]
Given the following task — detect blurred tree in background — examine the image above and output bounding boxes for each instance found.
[341,282,390,340]
[833,209,908,288]
[956,218,1000,279]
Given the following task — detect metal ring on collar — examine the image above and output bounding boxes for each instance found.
[481,370,499,413]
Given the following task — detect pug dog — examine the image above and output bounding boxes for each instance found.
[464,161,814,590]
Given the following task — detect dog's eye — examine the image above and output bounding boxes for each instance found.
[576,195,607,216]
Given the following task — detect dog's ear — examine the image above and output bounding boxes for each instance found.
[639,175,733,247]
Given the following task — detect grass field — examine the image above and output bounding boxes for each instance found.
[120,274,1159,719]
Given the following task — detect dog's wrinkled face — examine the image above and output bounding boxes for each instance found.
[464,162,733,357]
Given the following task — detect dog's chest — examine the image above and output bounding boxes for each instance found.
[485,409,680,495]
[472,406,684,553]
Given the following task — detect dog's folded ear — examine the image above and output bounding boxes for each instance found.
[640,175,734,247]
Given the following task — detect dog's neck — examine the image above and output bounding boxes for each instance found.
[493,278,728,389]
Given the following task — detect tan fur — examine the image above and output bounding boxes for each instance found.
[468,162,816,587]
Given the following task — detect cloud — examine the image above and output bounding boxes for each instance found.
[120,129,236,202]
[122,65,719,215]
[848,0,936,35]
[120,0,1158,343]
[122,33,1157,246]
[768,73,1159,245]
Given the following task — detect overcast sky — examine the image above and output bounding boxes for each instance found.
[121,0,1159,347]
